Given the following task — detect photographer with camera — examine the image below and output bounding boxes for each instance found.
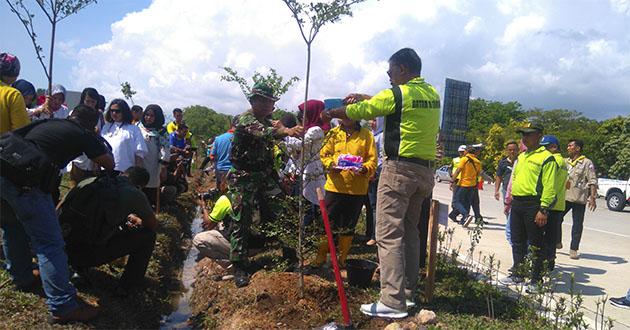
[193,181,265,270]
[60,167,157,298]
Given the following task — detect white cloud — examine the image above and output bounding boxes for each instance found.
[67,0,630,119]
[499,14,545,45]
[464,16,482,35]
[610,0,630,14]
[587,39,612,56]
[497,0,523,15]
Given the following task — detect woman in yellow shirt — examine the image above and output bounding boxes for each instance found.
[0,53,29,134]
[313,117,376,267]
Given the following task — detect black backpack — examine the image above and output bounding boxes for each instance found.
[58,174,125,246]
[0,120,59,192]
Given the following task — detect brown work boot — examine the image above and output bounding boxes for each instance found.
[49,303,99,324]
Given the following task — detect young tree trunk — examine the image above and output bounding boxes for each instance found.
[47,18,56,97]
[297,43,312,297]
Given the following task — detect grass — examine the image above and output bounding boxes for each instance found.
[0,187,197,329]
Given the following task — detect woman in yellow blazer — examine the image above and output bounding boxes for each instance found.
[313,117,377,267]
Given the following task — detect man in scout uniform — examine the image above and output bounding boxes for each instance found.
[561,139,598,259]
[539,135,567,271]
[323,48,440,319]
[228,82,302,287]
[501,123,557,292]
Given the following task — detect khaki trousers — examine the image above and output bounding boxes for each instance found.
[376,159,434,310]
[193,229,231,261]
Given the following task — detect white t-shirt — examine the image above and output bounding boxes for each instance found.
[139,124,170,188]
[101,122,148,172]
[28,104,70,120]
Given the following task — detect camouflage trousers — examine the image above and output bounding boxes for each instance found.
[227,170,283,264]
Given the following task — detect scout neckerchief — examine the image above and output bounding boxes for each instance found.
[568,155,585,168]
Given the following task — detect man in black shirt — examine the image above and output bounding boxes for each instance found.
[1,105,114,324]
[494,140,519,245]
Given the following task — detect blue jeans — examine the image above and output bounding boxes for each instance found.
[502,188,512,245]
[454,186,475,218]
[0,177,78,316]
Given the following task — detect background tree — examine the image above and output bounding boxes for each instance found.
[593,115,630,179]
[120,81,137,105]
[220,66,299,118]
[221,66,299,100]
[182,105,232,143]
[6,0,97,95]
[467,99,525,143]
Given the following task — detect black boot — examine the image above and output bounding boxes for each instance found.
[234,267,249,288]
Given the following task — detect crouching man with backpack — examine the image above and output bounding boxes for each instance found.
[59,167,157,298]
[0,105,114,324]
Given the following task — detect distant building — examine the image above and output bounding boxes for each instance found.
[66,91,81,111]
[441,78,471,158]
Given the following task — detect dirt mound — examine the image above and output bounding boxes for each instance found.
[189,258,416,329]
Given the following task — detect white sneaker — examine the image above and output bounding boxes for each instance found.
[360,302,408,318]
[405,299,416,308]
[462,215,474,227]
[499,275,524,286]
[525,284,542,294]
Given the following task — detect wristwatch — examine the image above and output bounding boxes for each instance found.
[539,207,549,216]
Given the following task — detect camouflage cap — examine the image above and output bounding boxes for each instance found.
[248,82,279,102]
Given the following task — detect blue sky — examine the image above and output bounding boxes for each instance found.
[2,0,629,120]
[1,0,151,89]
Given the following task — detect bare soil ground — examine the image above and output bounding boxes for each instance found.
[190,258,399,329]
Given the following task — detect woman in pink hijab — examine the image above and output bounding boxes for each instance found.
[299,100,330,132]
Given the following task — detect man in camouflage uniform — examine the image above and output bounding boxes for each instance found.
[228,82,302,287]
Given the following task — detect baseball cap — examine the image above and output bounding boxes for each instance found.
[516,122,544,134]
[540,135,559,146]
[457,145,467,152]
[324,98,344,110]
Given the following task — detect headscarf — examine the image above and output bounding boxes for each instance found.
[298,99,330,131]
[12,79,36,97]
[0,53,20,78]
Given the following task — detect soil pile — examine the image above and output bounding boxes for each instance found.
[189,258,425,329]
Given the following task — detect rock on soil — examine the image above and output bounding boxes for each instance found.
[415,309,437,325]
[384,322,402,330]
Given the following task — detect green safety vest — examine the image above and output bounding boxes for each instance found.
[511,146,558,208]
[550,153,568,211]
[209,195,234,223]
[346,77,440,160]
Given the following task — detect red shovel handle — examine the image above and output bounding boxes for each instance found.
[316,188,351,327]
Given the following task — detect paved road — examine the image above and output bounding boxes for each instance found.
[432,182,630,329]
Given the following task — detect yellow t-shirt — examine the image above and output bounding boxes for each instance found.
[0,81,30,134]
[320,126,377,195]
[456,155,482,187]
[166,121,192,139]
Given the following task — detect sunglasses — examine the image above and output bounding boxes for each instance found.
[110,109,122,114]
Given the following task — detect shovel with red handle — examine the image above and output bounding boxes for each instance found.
[316,187,351,328]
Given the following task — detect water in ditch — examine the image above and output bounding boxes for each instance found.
[160,213,203,329]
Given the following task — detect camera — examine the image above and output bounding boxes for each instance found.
[198,187,220,201]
